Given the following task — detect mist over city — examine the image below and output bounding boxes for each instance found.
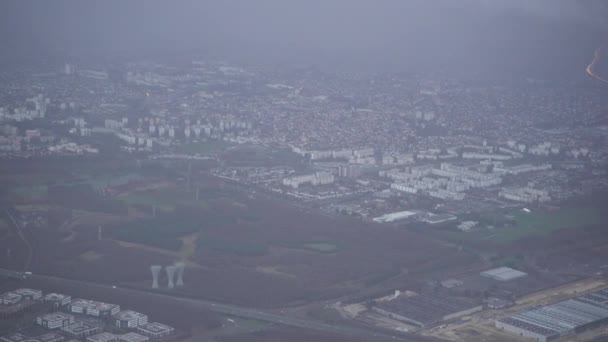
[1,1,608,342]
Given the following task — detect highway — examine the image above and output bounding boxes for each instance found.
[0,268,438,342]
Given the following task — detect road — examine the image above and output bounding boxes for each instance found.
[1,268,439,342]
[586,47,608,84]
[4,209,33,271]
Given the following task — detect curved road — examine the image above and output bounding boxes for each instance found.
[2,268,440,342]
[586,47,608,84]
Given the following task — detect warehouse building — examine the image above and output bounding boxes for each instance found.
[495,289,608,341]
[61,321,102,339]
[372,293,482,327]
[481,267,528,282]
[36,312,75,329]
[44,293,72,309]
[495,317,559,342]
[137,322,174,339]
[68,299,120,317]
[113,310,148,328]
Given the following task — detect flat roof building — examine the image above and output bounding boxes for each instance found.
[496,289,608,341]
[113,310,148,329]
[0,293,22,305]
[373,293,482,327]
[12,288,42,301]
[0,332,64,342]
[118,333,149,342]
[61,321,102,339]
[43,293,71,308]
[137,322,174,339]
[481,267,528,281]
[37,312,75,329]
[68,299,120,317]
[87,332,117,342]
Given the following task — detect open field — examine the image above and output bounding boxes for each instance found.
[2,174,479,308]
[0,218,8,239]
[175,140,233,155]
[489,206,606,243]
[433,204,608,248]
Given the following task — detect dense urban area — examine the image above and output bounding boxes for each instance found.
[0,52,607,341]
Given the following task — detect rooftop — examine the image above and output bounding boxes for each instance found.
[481,267,528,281]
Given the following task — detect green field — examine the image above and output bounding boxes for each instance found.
[443,206,608,245]
[0,218,9,239]
[197,238,269,257]
[108,214,201,250]
[301,242,339,253]
[176,140,232,155]
[282,240,340,253]
[121,188,206,208]
[12,185,48,201]
[488,207,605,243]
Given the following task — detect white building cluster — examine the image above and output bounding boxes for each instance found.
[295,147,375,164]
[68,299,120,318]
[494,163,552,175]
[499,187,551,203]
[383,163,502,201]
[0,94,49,122]
[283,171,335,189]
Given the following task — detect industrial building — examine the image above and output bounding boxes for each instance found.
[113,310,149,328]
[36,312,75,329]
[43,293,71,308]
[137,322,174,339]
[495,289,608,342]
[61,321,102,339]
[68,299,120,317]
[481,267,528,281]
[373,293,482,327]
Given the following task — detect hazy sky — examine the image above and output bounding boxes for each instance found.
[1,0,607,75]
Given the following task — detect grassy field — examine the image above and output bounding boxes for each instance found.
[440,206,608,245]
[300,242,339,253]
[176,140,232,155]
[281,240,340,253]
[12,185,48,201]
[108,214,201,250]
[0,218,9,239]
[197,238,269,257]
[120,188,206,209]
[487,206,606,243]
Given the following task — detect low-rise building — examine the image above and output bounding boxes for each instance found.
[113,310,149,329]
[137,322,174,339]
[61,321,102,339]
[37,312,75,329]
[43,293,71,309]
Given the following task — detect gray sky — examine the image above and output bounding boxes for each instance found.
[1,0,606,74]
